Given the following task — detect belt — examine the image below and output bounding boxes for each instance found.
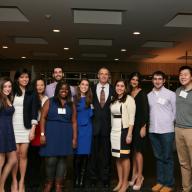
[113,115,122,118]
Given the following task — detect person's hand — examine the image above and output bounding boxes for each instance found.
[29,129,35,141]
[140,126,146,138]
[126,135,132,144]
[40,135,46,145]
[72,138,77,149]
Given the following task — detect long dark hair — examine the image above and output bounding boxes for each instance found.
[32,78,46,110]
[111,79,128,104]
[0,77,13,110]
[76,78,92,108]
[13,68,31,96]
[54,80,72,107]
[128,72,142,93]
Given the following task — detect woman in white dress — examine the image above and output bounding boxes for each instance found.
[11,69,38,192]
[110,79,136,192]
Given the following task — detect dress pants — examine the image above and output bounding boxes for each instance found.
[175,127,192,192]
[89,135,111,183]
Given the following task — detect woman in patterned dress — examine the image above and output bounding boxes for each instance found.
[110,79,136,192]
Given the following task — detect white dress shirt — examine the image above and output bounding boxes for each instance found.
[96,83,109,102]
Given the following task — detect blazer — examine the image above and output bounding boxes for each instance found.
[14,90,39,129]
[92,83,114,136]
[111,95,136,129]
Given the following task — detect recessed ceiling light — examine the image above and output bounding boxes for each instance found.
[69,57,74,60]
[114,58,119,61]
[64,47,69,50]
[2,46,8,49]
[133,31,141,35]
[121,49,127,52]
[53,29,60,32]
[21,56,26,59]
[45,14,52,19]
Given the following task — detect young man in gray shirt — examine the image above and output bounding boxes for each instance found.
[175,65,192,192]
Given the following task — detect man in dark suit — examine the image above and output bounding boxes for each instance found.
[89,67,114,188]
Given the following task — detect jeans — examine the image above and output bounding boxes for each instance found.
[149,132,175,187]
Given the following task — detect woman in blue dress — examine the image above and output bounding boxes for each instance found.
[74,78,93,188]
[0,77,17,192]
[40,81,77,192]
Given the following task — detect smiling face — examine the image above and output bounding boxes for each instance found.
[2,81,12,96]
[18,73,29,88]
[79,79,89,95]
[53,68,63,82]
[36,80,45,95]
[152,75,165,90]
[115,81,126,97]
[130,76,139,88]
[98,68,110,85]
[59,84,69,99]
[179,69,192,87]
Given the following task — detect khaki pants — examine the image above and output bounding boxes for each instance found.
[175,127,192,192]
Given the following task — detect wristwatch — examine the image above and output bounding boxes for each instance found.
[40,132,45,136]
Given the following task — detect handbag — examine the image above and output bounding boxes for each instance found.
[31,123,41,146]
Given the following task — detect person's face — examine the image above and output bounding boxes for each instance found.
[79,80,89,95]
[130,76,139,88]
[2,81,12,96]
[115,81,126,96]
[152,75,165,90]
[18,73,29,88]
[179,69,192,86]
[53,68,63,81]
[36,80,45,95]
[59,84,69,99]
[98,68,109,84]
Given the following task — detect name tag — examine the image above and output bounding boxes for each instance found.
[157,97,166,105]
[58,108,66,114]
[179,90,188,98]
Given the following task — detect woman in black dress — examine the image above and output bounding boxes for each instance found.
[128,72,149,190]
[0,77,17,192]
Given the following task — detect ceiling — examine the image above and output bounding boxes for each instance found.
[1,0,192,64]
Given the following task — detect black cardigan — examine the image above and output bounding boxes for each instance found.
[14,90,39,129]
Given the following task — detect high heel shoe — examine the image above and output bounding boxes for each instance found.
[133,176,144,191]
[129,175,138,186]
[112,183,122,191]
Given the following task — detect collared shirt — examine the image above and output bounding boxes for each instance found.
[147,86,176,134]
[45,82,76,98]
[96,83,109,102]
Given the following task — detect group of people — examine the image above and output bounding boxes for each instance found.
[0,65,192,192]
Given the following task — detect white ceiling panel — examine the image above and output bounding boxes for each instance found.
[73,9,122,24]
[0,7,29,22]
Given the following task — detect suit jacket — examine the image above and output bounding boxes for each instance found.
[14,90,39,129]
[92,84,114,136]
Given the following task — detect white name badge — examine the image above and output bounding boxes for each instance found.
[157,97,166,105]
[179,90,188,98]
[90,104,94,109]
[58,108,66,114]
